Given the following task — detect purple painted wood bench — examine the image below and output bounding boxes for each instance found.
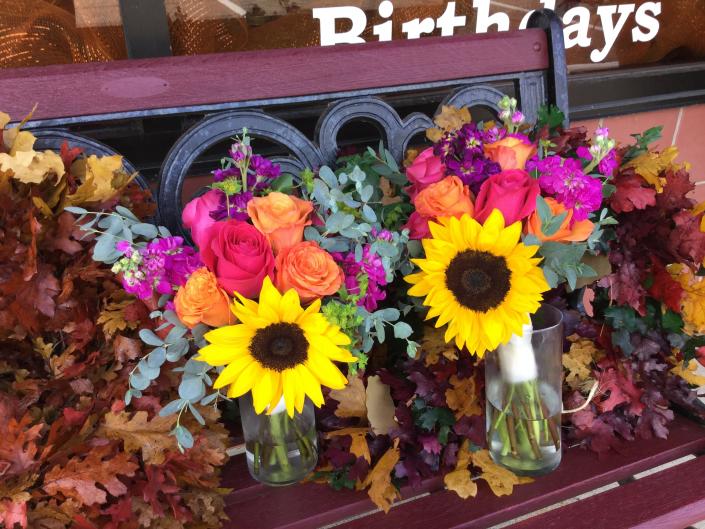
[2,8,703,528]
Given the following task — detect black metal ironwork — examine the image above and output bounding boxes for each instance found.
[23,9,569,238]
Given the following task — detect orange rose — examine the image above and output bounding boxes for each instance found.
[175,267,232,328]
[414,175,474,219]
[526,198,594,243]
[484,136,537,170]
[275,241,343,303]
[247,192,313,254]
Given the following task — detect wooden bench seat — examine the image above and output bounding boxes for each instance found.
[221,416,705,529]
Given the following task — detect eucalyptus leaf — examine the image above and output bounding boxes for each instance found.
[160,398,186,417]
[179,376,206,402]
[174,426,194,450]
[393,321,413,339]
[130,372,150,391]
[139,329,164,346]
[131,222,158,239]
[115,205,140,222]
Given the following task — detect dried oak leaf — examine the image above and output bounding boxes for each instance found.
[656,167,694,211]
[426,106,472,142]
[443,440,477,500]
[46,212,82,255]
[470,449,532,497]
[669,210,705,266]
[66,155,131,206]
[610,171,656,213]
[360,442,401,513]
[445,374,482,419]
[670,358,705,387]
[623,145,679,192]
[112,335,142,365]
[670,265,705,334]
[98,300,135,338]
[596,366,644,415]
[420,325,458,366]
[330,375,367,419]
[99,411,176,465]
[365,375,397,436]
[0,413,43,477]
[563,335,599,390]
[0,499,27,529]
[325,427,371,463]
[0,149,65,184]
[648,258,684,313]
[43,445,138,506]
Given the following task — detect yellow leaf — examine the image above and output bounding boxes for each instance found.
[325,427,371,463]
[670,358,705,388]
[99,411,177,465]
[67,154,132,205]
[670,265,705,334]
[32,337,54,359]
[420,325,458,366]
[330,375,367,419]
[97,299,136,338]
[426,105,472,142]
[0,149,65,184]
[624,145,680,193]
[445,374,482,419]
[444,469,477,499]
[444,440,478,499]
[470,449,532,497]
[366,375,397,435]
[360,443,401,513]
[563,335,600,390]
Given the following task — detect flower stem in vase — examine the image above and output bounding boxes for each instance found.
[486,314,563,476]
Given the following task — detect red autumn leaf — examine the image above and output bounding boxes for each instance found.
[43,444,139,506]
[47,211,83,255]
[60,141,83,193]
[0,499,27,529]
[610,171,657,213]
[656,168,695,211]
[0,413,43,478]
[648,257,684,313]
[596,366,644,416]
[598,260,647,316]
[668,210,705,265]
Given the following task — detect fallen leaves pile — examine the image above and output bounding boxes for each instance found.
[0,114,230,528]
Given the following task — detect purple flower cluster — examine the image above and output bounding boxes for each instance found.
[433,123,501,194]
[528,155,602,221]
[211,146,282,220]
[333,230,393,312]
[114,237,201,300]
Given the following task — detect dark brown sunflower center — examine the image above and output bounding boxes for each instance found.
[250,323,308,371]
[445,250,511,312]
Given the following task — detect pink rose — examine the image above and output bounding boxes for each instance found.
[403,212,432,240]
[200,219,275,297]
[405,147,445,199]
[182,189,222,249]
[474,169,540,225]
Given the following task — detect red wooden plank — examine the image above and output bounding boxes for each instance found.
[0,30,548,123]
[220,416,705,529]
[514,455,705,529]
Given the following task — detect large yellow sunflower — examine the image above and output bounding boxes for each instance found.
[405,210,549,357]
[197,277,355,417]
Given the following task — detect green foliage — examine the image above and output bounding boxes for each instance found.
[623,126,663,162]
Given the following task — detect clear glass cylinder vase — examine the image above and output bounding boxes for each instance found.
[485,304,564,476]
[239,393,318,486]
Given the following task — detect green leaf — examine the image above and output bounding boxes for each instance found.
[393,322,413,339]
[131,222,158,239]
[662,310,684,334]
[139,328,164,346]
[682,335,705,363]
[271,173,294,193]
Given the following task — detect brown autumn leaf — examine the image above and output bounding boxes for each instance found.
[360,442,401,513]
[366,375,397,435]
[97,299,135,338]
[445,374,482,419]
[420,325,459,366]
[112,334,142,364]
[325,427,371,463]
[99,411,177,465]
[470,449,532,497]
[330,375,367,419]
[444,440,477,499]
[43,445,138,505]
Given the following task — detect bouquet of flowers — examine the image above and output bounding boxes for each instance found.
[78,129,419,483]
[396,96,618,472]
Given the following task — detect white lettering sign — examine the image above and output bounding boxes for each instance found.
[312,1,662,63]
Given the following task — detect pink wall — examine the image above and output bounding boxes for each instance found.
[572,104,705,201]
